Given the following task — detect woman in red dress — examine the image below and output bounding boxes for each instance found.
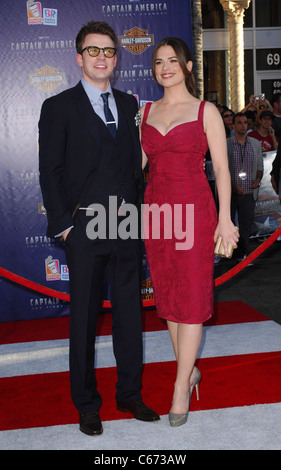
[140,37,239,427]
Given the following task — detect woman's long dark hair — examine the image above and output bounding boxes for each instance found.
[152,37,196,97]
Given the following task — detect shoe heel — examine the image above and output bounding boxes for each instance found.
[195,383,200,401]
[190,367,201,401]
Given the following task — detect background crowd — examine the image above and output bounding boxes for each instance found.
[218,93,281,145]
[213,93,281,263]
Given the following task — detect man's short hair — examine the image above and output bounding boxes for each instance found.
[232,112,246,124]
[76,21,117,53]
[259,110,274,120]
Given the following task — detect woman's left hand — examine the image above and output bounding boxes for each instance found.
[214,220,239,257]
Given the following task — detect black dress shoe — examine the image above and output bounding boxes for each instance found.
[79,411,103,436]
[116,399,160,422]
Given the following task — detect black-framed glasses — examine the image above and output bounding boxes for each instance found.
[80,46,117,58]
[223,113,234,118]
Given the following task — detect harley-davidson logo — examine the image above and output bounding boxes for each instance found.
[141,277,154,301]
[29,65,65,92]
[119,27,154,55]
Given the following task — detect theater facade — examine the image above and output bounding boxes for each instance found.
[202,0,281,110]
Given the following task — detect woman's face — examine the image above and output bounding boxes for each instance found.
[223,111,234,126]
[153,45,191,88]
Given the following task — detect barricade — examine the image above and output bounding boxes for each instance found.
[0,225,280,309]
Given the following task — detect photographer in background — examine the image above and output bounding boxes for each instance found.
[227,113,264,262]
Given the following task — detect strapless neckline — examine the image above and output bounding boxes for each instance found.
[145,120,197,138]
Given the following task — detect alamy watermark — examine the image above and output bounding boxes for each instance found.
[85,196,194,251]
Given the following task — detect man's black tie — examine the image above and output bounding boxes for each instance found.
[101,92,117,138]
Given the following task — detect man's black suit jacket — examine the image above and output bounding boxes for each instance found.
[39,81,143,238]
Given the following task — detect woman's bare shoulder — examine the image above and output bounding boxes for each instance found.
[203,100,221,116]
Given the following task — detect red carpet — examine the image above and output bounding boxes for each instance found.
[1,351,281,431]
[0,300,266,345]
[1,300,280,432]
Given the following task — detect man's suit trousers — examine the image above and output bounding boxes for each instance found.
[65,210,143,413]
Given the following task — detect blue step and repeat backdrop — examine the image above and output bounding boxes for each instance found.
[0,0,193,321]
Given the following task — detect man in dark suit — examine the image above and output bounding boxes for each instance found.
[39,21,159,436]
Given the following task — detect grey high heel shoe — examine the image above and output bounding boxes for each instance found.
[168,390,191,427]
[169,368,201,427]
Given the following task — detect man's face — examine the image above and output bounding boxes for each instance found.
[233,116,248,136]
[260,116,273,130]
[76,33,117,90]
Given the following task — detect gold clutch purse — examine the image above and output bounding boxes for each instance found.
[214,227,239,258]
[214,237,234,258]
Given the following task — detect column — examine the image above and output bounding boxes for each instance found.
[219,0,252,112]
[191,0,204,100]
